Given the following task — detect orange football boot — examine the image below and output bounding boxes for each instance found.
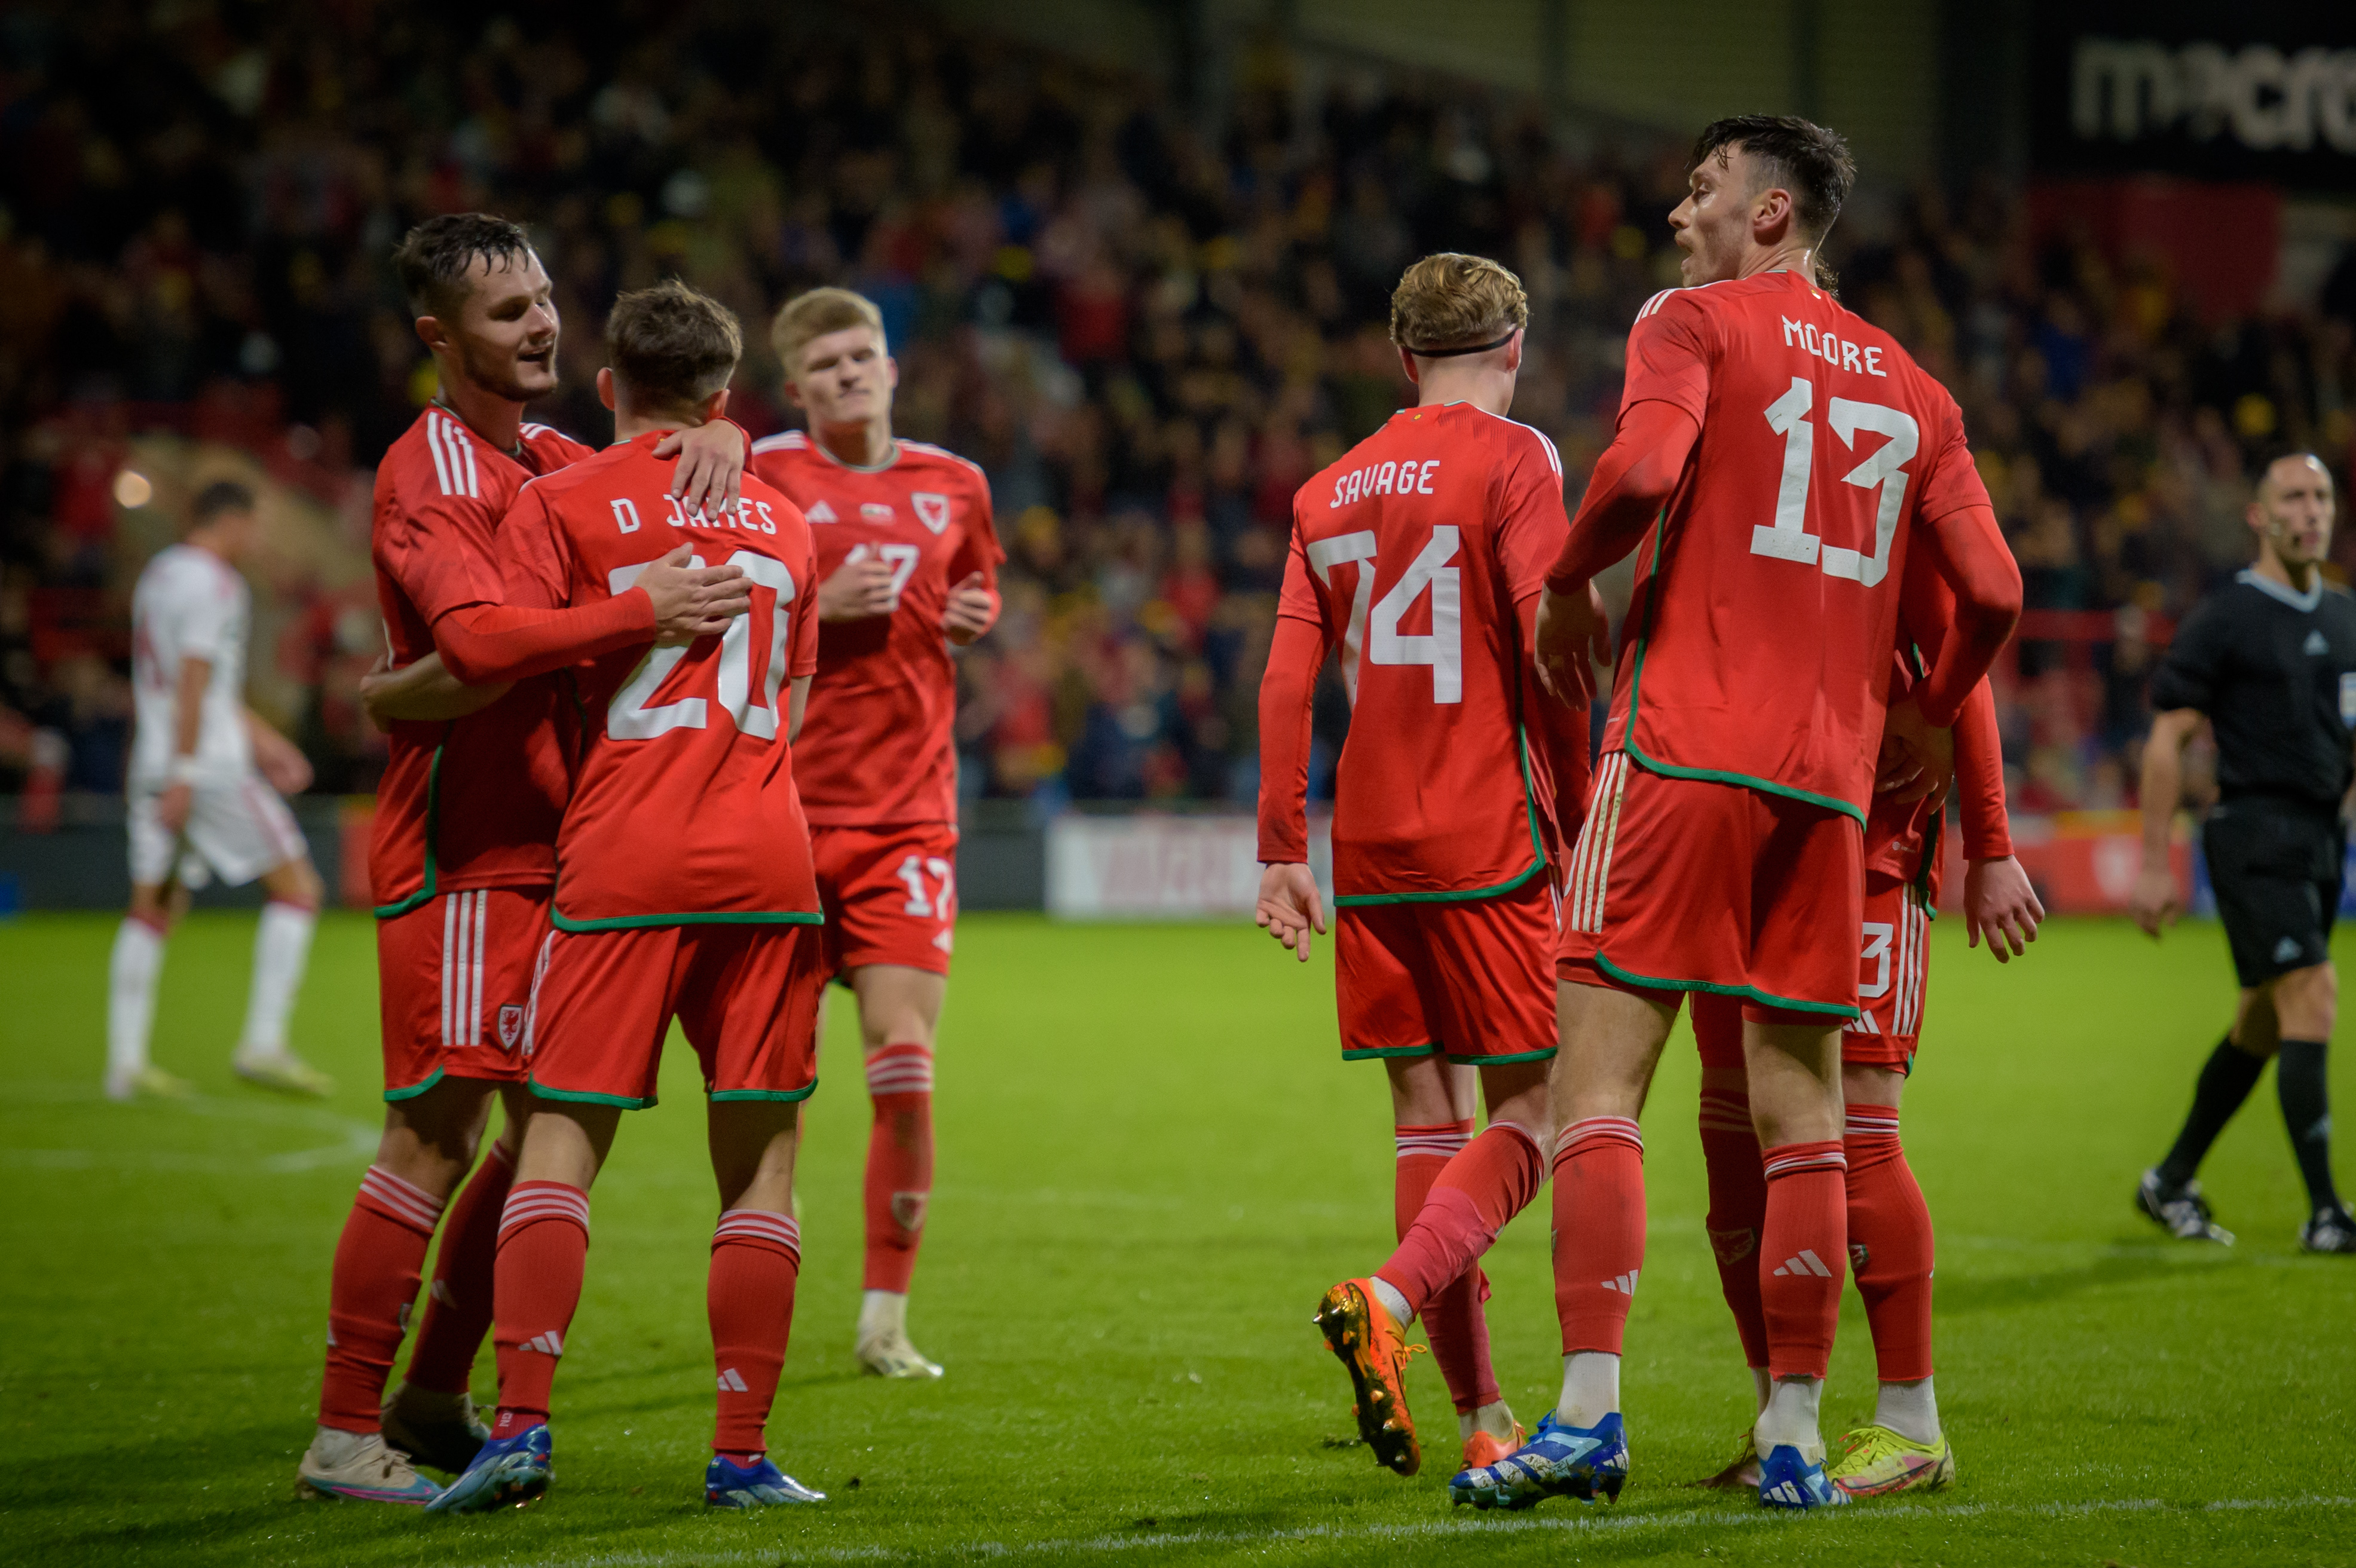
[1314,1278,1424,1475]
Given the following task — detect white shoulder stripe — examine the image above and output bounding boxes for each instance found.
[424,412,454,495]
[750,431,807,454]
[899,439,988,477]
[1462,407,1565,479]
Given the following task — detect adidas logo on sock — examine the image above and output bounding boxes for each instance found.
[522,1331,564,1356]
[1771,1249,1835,1278]
[717,1367,749,1392]
[1598,1270,1639,1294]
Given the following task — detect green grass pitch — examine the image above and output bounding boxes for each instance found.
[3,910,2352,1566]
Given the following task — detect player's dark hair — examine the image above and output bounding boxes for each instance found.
[392,213,536,317]
[606,279,743,414]
[190,479,255,527]
[1688,115,1856,246]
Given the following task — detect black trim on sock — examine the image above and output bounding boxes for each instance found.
[2276,1038,2341,1215]
[2156,1036,2267,1190]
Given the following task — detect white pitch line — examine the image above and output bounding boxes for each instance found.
[509,1493,2356,1568]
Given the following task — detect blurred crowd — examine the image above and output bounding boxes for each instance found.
[3,1,2355,813]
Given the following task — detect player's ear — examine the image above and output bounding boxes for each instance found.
[1397,347,1421,387]
[414,314,448,355]
[596,366,617,413]
[701,387,731,424]
[884,354,900,391]
[782,376,807,412]
[1504,330,1523,373]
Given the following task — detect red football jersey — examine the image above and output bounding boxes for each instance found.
[1275,403,1572,899]
[1601,270,1994,820]
[497,432,821,928]
[369,408,594,915]
[746,431,1001,826]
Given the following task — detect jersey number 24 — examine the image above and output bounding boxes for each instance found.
[604,550,797,740]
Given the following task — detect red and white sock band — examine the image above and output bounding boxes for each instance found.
[1843,1105,1901,1138]
[713,1208,801,1260]
[1485,1119,1545,1157]
[1762,1141,1848,1180]
[498,1181,590,1247]
[1394,1121,1474,1160]
[865,1043,935,1097]
[356,1165,446,1237]
[1553,1116,1644,1166]
[1697,1089,1754,1137]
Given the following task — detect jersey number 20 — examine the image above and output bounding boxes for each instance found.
[604,550,797,739]
[1308,525,1462,704]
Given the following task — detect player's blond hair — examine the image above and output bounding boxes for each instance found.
[771,287,887,378]
[1388,253,1528,357]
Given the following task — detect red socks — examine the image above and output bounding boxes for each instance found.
[863,1043,934,1293]
[1392,1120,1491,1415]
[403,1140,515,1395]
[318,1166,443,1431]
[490,1181,589,1438]
[1843,1104,1933,1383]
[1381,1122,1546,1313]
[1759,1140,1847,1380]
[709,1209,803,1456]
[1550,1117,1645,1355]
[1699,1087,1770,1371]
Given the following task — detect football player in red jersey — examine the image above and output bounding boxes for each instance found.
[1452,117,2021,1514]
[429,281,829,1514]
[1691,633,2039,1500]
[296,215,754,1506]
[1253,255,1593,1480]
[748,287,1002,1379]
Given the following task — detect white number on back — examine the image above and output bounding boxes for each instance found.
[1311,526,1461,705]
[605,549,797,740]
[1748,376,1920,587]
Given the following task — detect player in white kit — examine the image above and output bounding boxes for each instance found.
[108,480,333,1101]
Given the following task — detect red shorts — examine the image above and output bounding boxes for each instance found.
[813,823,958,979]
[1558,753,1863,1021]
[376,887,544,1099]
[1687,874,1926,1072]
[1842,872,1929,1070]
[1335,875,1557,1064]
[522,922,826,1110]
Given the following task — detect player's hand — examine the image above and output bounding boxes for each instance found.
[656,420,746,520]
[2129,860,2181,939]
[155,779,194,835]
[1963,855,2043,962]
[819,555,896,622]
[1875,698,1953,803]
[943,571,995,645]
[1534,582,1609,705]
[640,545,752,647]
[1255,862,1326,963]
[250,724,314,795]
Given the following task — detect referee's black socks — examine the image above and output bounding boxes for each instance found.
[2158,1036,2268,1192]
[2276,1039,2343,1216]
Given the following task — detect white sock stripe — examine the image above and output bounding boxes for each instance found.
[1394,1131,1473,1157]
[714,1209,801,1254]
[865,1048,936,1094]
[1555,1116,1643,1160]
[1485,1119,1544,1156]
[359,1166,446,1229]
[500,1186,591,1235]
[1763,1149,1848,1178]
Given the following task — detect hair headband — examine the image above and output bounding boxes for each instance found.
[1406,329,1517,359]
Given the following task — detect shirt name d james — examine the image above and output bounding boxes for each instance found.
[605,494,785,535]
[1329,458,1440,509]
[1780,316,1887,379]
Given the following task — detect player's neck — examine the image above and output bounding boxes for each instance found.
[1413,370,1514,419]
[613,411,696,443]
[432,373,525,455]
[815,417,897,471]
[2254,547,2320,596]
[1739,243,1819,287]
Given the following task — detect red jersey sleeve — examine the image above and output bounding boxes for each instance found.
[1953,676,2011,859]
[790,533,821,678]
[947,471,1004,589]
[1619,290,1713,425]
[1912,396,1992,524]
[380,480,504,623]
[1495,425,1571,604]
[1276,526,1324,627]
[495,486,574,612]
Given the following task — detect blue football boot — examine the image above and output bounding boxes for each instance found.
[1448,1409,1628,1509]
[705,1453,826,1508]
[424,1422,551,1513]
[1758,1441,1848,1509]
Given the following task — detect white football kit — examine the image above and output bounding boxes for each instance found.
[126,543,305,887]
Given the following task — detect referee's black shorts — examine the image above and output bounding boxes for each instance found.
[2202,795,2347,989]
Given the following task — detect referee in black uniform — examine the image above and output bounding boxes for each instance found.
[2131,451,2355,1253]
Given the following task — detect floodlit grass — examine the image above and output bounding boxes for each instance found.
[2,910,2352,1566]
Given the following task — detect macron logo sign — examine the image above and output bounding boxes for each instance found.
[2073,38,2356,155]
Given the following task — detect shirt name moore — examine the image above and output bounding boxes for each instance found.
[1782,317,1887,378]
[607,495,782,535]
[1330,458,1440,508]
